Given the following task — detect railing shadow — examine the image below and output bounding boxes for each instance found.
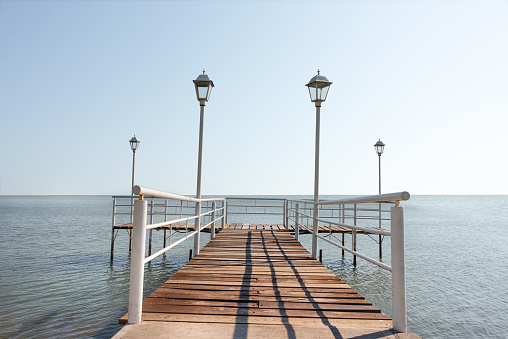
[233,231,253,338]
[269,230,344,339]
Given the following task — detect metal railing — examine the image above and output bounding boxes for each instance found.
[111,193,223,260]
[285,191,410,333]
[224,197,287,225]
[123,190,410,333]
[127,185,225,324]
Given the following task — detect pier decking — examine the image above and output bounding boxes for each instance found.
[118,227,396,338]
[114,222,386,234]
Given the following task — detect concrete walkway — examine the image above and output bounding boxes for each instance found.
[112,321,421,339]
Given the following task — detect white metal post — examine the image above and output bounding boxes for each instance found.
[148,198,153,256]
[164,200,168,248]
[194,102,205,256]
[224,200,228,225]
[391,204,407,333]
[211,201,216,238]
[353,204,357,266]
[128,198,147,324]
[312,104,321,259]
[284,200,288,227]
[295,203,300,241]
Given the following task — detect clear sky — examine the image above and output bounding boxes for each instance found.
[1,0,507,196]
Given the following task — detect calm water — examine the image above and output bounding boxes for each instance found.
[0,195,507,338]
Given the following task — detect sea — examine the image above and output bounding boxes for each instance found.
[0,195,507,338]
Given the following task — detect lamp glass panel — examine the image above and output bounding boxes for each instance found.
[197,86,208,100]
[206,84,212,100]
[318,86,330,101]
[308,85,317,102]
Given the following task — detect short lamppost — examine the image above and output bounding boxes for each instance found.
[129,135,140,251]
[374,139,385,258]
[306,70,332,259]
[374,139,385,194]
[193,70,214,257]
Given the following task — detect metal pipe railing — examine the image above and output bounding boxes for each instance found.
[127,186,225,324]
[286,191,409,333]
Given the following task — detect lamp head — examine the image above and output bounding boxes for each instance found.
[374,139,385,155]
[193,70,214,103]
[306,69,332,105]
[130,135,140,151]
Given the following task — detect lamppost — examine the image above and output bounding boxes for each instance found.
[193,70,214,257]
[129,135,140,251]
[374,139,385,258]
[306,70,332,259]
[374,139,385,194]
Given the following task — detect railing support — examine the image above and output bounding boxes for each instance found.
[194,202,201,257]
[312,205,319,259]
[164,200,168,248]
[225,199,228,225]
[128,199,147,324]
[391,204,407,333]
[283,200,287,227]
[148,198,154,256]
[295,203,300,241]
[223,201,226,229]
[211,201,216,238]
[353,204,357,266]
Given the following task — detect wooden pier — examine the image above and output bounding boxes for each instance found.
[118,227,396,338]
[114,221,386,234]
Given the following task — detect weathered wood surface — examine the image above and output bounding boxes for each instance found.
[119,229,392,331]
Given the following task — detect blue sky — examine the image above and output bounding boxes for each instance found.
[1,0,507,195]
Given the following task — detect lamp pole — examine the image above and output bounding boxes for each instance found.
[193,70,214,257]
[306,70,332,259]
[129,135,140,252]
[374,139,385,258]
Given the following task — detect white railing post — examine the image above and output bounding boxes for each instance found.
[148,198,154,256]
[225,200,228,225]
[283,200,287,227]
[128,198,148,324]
[295,203,300,241]
[163,200,168,248]
[211,201,216,238]
[391,204,407,333]
[194,201,201,256]
[353,204,357,266]
[312,204,319,259]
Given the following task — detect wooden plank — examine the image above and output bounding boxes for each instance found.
[120,312,393,328]
[119,226,392,333]
[138,304,390,320]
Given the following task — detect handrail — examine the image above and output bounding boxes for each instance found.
[134,185,225,203]
[291,191,410,206]
[128,186,226,324]
[290,208,392,236]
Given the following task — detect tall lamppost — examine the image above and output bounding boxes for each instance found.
[129,135,140,251]
[374,139,385,258]
[193,70,214,257]
[306,70,332,259]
